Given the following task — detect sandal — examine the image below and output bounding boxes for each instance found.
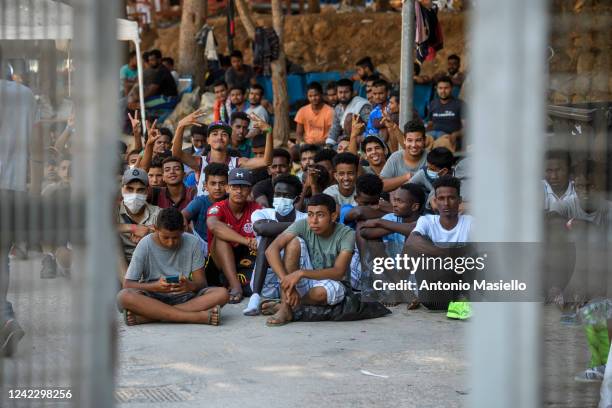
[259,299,281,316]
[228,289,243,304]
[208,305,221,326]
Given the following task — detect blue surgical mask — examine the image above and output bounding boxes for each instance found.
[193,146,204,155]
[426,169,440,180]
[273,197,294,216]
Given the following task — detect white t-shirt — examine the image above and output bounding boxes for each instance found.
[0,80,38,191]
[323,184,357,207]
[543,179,577,213]
[251,208,307,245]
[413,214,473,244]
[197,155,239,196]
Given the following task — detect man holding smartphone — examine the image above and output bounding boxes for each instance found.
[117,207,229,326]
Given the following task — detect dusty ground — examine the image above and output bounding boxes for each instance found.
[0,252,604,407]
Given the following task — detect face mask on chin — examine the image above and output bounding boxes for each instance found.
[123,192,147,213]
[273,197,294,217]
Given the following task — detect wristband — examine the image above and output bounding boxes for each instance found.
[264,127,272,134]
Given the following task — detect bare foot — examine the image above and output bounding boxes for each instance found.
[200,305,221,326]
[125,310,155,326]
[266,304,293,327]
[261,300,281,316]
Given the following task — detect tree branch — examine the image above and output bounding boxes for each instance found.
[235,0,257,39]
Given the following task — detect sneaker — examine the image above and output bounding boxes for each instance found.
[40,254,57,279]
[574,365,605,382]
[447,301,472,320]
[0,319,25,358]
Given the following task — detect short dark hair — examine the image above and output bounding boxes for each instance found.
[252,133,267,148]
[448,54,461,63]
[308,194,336,213]
[314,148,337,164]
[372,79,388,90]
[427,147,455,171]
[127,149,140,158]
[336,78,353,90]
[310,164,331,190]
[204,162,229,178]
[250,83,264,93]
[307,81,323,94]
[156,207,184,231]
[161,57,174,66]
[414,62,421,76]
[356,174,383,196]
[300,144,320,156]
[356,56,374,71]
[432,175,461,197]
[191,124,208,137]
[142,51,150,61]
[213,79,228,89]
[436,76,453,87]
[332,152,360,169]
[389,90,400,101]
[128,50,137,59]
[403,118,426,135]
[400,183,427,213]
[326,81,337,91]
[229,86,245,94]
[273,174,303,198]
[150,156,164,169]
[161,156,183,168]
[149,49,162,59]
[230,50,243,59]
[230,111,250,125]
[159,128,173,141]
[364,74,381,83]
[272,148,291,163]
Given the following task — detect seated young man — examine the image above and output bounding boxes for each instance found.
[117,207,229,326]
[313,148,337,182]
[296,144,320,181]
[323,152,360,207]
[206,168,261,303]
[264,194,355,326]
[148,156,196,211]
[182,163,228,256]
[244,174,306,316]
[406,176,473,319]
[147,157,165,188]
[117,168,161,282]
[409,147,454,212]
[252,148,292,208]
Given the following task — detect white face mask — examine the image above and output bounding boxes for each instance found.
[123,192,147,213]
[426,169,440,180]
[273,197,294,217]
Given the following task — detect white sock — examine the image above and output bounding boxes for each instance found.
[243,293,261,315]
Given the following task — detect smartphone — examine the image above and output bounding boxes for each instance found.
[165,275,180,284]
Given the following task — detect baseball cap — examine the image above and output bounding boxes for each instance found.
[207,121,232,136]
[228,168,252,186]
[360,133,389,154]
[122,167,149,186]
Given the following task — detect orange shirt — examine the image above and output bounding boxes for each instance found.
[294,104,334,145]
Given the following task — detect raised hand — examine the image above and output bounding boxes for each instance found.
[178,108,206,128]
[128,110,141,134]
[350,114,365,138]
[248,112,271,132]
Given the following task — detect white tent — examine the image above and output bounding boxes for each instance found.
[0,0,147,134]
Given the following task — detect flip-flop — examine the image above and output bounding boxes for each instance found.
[228,289,243,304]
[259,299,281,316]
[208,305,221,326]
[265,315,291,327]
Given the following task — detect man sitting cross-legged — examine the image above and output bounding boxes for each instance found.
[264,193,355,326]
[117,207,229,326]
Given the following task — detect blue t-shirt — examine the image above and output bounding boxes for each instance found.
[365,104,384,136]
[184,171,197,188]
[339,204,356,230]
[380,213,406,244]
[184,195,213,240]
[119,64,138,94]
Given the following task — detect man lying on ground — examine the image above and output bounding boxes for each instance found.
[117,207,228,326]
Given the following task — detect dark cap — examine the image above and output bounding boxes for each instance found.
[122,167,149,186]
[207,121,232,137]
[228,168,252,186]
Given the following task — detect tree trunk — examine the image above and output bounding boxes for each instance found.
[236,0,290,147]
[308,0,321,13]
[178,0,207,90]
[270,0,290,147]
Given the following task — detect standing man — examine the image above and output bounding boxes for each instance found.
[120,51,138,97]
[224,50,256,91]
[226,86,248,116]
[426,77,466,152]
[433,54,465,87]
[365,79,390,137]
[295,82,334,146]
[0,46,37,355]
[245,84,270,138]
[326,79,371,146]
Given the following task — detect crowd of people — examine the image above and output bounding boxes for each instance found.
[2,42,611,389]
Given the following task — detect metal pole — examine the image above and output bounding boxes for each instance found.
[135,40,146,137]
[399,0,414,128]
[468,0,547,407]
[71,0,118,406]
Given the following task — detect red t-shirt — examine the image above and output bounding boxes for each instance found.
[206,199,261,246]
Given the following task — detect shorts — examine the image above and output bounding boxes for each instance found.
[295,278,346,306]
[427,129,447,140]
[138,287,211,306]
[256,238,312,299]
